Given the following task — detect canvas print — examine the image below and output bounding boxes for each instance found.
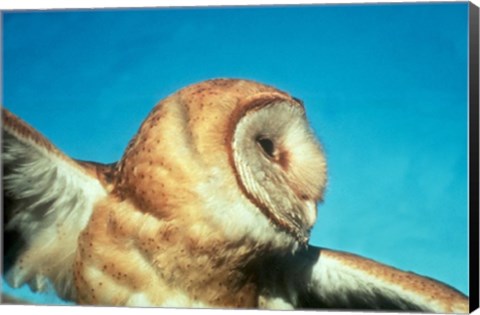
[1,2,477,313]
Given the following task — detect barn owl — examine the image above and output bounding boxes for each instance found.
[2,79,468,312]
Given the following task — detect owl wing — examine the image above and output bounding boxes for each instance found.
[2,108,113,301]
[262,245,468,313]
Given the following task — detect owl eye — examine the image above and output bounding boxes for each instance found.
[256,136,275,158]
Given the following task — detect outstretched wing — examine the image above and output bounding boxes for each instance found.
[260,245,468,313]
[2,108,114,301]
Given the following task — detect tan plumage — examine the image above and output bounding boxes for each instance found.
[2,79,469,312]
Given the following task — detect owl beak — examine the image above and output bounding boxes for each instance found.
[304,200,318,228]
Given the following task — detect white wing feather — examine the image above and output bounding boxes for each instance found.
[259,246,469,313]
[2,109,108,301]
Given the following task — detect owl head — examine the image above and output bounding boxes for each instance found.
[114,79,327,250]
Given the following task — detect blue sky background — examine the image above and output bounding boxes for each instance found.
[2,2,469,304]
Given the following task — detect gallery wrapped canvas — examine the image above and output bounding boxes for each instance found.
[1,1,479,313]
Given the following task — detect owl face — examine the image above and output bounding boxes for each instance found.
[228,93,327,243]
[115,79,327,249]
